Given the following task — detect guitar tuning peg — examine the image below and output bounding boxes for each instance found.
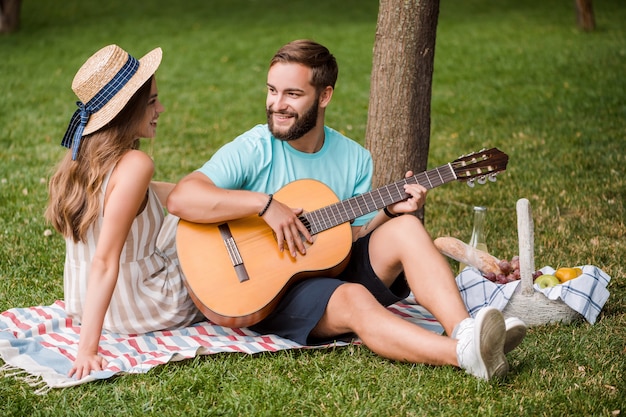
[467,179,475,188]
[488,174,498,182]
[477,176,487,185]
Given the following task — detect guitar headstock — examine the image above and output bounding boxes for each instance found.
[452,148,509,187]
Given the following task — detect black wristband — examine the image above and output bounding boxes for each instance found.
[383,206,401,218]
[259,194,274,217]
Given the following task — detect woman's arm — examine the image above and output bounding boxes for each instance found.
[68,150,154,380]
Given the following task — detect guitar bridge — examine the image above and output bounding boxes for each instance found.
[218,223,250,283]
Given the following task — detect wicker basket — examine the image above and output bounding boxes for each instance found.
[500,199,581,326]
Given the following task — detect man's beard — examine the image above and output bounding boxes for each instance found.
[267,99,319,142]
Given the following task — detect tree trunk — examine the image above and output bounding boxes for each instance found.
[365,0,440,221]
[575,0,595,31]
[0,0,22,34]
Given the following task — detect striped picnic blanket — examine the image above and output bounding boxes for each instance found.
[0,296,442,394]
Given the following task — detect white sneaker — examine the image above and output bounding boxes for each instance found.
[504,317,527,354]
[454,307,508,380]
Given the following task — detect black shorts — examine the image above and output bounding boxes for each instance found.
[249,233,410,345]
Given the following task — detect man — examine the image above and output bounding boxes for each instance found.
[167,39,526,380]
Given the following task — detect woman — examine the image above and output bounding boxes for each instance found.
[45,45,202,380]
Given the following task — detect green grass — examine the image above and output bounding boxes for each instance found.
[1,0,624,415]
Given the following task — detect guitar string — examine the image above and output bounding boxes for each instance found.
[302,157,505,235]
[303,166,457,235]
[300,150,504,233]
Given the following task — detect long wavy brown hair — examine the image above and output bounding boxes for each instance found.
[45,76,154,243]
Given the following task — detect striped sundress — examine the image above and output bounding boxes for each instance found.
[63,170,203,334]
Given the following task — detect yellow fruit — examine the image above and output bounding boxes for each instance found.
[555,267,583,283]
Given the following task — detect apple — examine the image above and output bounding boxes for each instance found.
[534,274,560,289]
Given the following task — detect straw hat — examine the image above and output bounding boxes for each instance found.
[61,45,162,159]
[72,44,162,136]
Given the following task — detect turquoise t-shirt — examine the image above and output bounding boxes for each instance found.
[197,124,376,226]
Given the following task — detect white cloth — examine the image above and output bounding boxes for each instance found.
[456,265,610,324]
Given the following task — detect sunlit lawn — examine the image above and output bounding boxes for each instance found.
[1,0,624,415]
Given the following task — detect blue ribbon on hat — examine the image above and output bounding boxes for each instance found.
[61,54,140,160]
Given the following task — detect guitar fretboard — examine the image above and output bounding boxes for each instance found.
[300,163,456,235]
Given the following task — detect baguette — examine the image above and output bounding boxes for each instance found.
[433,236,502,275]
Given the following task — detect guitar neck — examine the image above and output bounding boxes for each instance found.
[301,163,457,235]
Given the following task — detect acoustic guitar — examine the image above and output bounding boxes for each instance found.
[177,148,509,327]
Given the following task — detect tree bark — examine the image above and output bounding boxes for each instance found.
[0,0,22,34]
[575,0,595,31]
[365,0,440,221]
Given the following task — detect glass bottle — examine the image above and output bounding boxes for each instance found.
[458,206,488,273]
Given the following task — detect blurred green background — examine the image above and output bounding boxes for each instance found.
[1,0,624,415]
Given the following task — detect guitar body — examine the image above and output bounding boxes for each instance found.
[177,148,509,328]
[177,179,353,328]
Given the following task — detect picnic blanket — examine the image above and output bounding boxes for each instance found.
[0,296,442,394]
[456,264,611,324]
